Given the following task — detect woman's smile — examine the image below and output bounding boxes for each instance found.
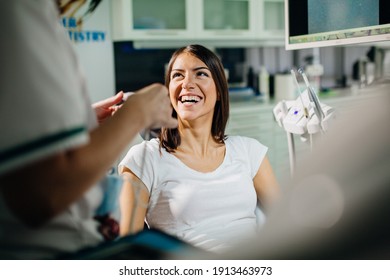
[179,95,202,103]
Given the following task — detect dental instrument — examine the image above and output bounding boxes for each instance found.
[273,68,335,177]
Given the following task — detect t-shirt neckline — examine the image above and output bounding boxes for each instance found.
[164,139,230,176]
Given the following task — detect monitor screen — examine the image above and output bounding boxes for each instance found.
[285,0,390,50]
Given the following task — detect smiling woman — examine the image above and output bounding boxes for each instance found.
[168,53,218,134]
[118,44,280,254]
[162,45,229,152]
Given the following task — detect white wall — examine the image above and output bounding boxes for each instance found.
[66,0,116,103]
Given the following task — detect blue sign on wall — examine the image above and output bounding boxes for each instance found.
[62,17,106,43]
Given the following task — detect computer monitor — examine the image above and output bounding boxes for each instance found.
[285,0,390,50]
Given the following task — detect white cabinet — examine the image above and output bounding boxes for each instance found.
[260,0,285,39]
[111,0,285,44]
[199,0,257,39]
[111,0,196,40]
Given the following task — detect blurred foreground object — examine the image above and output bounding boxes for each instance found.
[227,83,390,259]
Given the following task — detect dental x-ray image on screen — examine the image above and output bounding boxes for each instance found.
[308,0,378,35]
[285,0,390,49]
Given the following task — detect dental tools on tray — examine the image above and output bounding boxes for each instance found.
[273,68,335,176]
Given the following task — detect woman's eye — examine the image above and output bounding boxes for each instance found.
[197,71,209,77]
[172,72,182,79]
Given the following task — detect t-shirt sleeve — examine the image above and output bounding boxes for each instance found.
[118,141,156,193]
[245,137,268,178]
[0,1,93,175]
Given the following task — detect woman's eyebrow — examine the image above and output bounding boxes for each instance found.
[171,66,211,73]
[172,66,209,71]
[194,66,210,71]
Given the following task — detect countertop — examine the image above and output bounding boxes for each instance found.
[229,80,390,109]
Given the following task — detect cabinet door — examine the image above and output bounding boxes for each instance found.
[111,0,285,44]
[111,0,195,40]
[260,0,285,39]
[199,0,257,39]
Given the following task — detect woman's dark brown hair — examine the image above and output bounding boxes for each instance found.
[159,44,229,153]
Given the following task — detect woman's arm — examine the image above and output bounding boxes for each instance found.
[0,84,177,228]
[119,167,150,236]
[253,156,281,211]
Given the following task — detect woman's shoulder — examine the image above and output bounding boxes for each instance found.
[226,135,268,154]
[226,135,261,146]
[131,138,160,150]
[125,138,161,159]
[119,138,161,169]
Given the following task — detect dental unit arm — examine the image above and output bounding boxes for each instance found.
[273,69,335,176]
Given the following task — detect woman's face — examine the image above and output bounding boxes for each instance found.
[169,52,218,124]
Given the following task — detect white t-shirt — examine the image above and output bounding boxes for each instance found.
[119,136,268,253]
[0,0,103,259]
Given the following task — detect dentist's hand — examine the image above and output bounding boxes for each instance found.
[125,83,178,130]
[92,91,124,124]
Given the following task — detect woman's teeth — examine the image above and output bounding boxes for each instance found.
[180,96,201,103]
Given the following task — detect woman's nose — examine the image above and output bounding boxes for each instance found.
[182,75,195,89]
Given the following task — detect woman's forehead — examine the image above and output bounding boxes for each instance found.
[172,53,207,69]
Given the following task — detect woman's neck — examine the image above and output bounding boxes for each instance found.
[177,121,220,158]
[174,124,226,173]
